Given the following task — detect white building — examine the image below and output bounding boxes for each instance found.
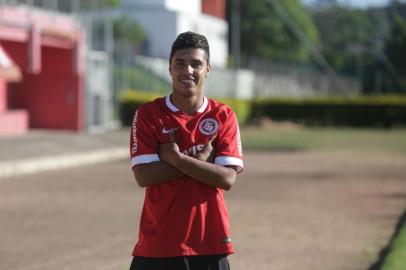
[120,0,229,68]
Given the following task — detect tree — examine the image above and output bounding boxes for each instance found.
[308,1,406,93]
[363,2,406,93]
[305,0,340,10]
[385,16,406,72]
[76,0,121,10]
[113,16,146,60]
[227,0,319,65]
[312,6,378,75]
[383,15,406,92]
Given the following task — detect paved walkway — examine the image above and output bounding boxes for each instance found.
[0,129,130,179]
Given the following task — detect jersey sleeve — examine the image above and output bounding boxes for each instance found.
[130,107,160,167]
[214,109,244,173]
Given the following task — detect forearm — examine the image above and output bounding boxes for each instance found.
[172,154,236,190]
[132,161,184,187]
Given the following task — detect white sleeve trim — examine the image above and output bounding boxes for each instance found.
[131,154,160,166]
[215,156,244,172]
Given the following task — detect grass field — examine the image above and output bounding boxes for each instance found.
[381,216,406,270]
[241,123,406,156]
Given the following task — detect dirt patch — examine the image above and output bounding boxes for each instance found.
[228,151,406,270]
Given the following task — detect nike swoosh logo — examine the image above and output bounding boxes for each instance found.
[162,127,178,134]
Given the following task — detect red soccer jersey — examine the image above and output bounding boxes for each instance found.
[130,95,243,257]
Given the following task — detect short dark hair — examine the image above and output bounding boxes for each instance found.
[169,31,210,64]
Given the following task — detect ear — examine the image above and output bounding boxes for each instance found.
[206,63,211,78]
[169,66,172,76]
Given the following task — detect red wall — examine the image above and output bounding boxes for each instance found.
[202,0,226,19]
[0,6,84,134]
[0,41,28,71]
[7,45,83,130]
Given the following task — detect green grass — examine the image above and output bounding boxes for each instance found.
[241,125,406,156]
[381,221,406,270]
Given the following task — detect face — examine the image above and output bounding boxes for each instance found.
[169,48,211,98]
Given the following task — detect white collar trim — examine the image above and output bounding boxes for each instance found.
[198,96,208,113]
[165,95,179,112]
[165,95,208,113]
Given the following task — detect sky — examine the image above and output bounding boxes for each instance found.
[303,0,402,9]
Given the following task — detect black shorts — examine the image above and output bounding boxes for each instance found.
[129,254,230,270]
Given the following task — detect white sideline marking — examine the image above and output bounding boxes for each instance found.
[0,147,128,179]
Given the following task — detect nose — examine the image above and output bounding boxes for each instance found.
[185,64,193,74]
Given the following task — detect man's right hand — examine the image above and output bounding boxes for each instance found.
[159,130,182,166]
[195,134,216,163]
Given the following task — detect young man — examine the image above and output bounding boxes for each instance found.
[129,31,244,270]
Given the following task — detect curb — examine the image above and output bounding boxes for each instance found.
[0,147,128,179]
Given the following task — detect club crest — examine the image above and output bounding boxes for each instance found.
[199,118,219,135]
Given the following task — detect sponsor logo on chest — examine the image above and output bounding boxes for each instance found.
[183,144,205,156]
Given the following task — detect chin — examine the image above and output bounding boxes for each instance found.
[175,88,198,97]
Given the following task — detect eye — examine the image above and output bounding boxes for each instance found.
[192,62,203,69]
[174,62,185,69]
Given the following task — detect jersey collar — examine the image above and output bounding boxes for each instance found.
[165,95,208,113]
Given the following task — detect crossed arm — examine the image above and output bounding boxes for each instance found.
[132,132,237,190]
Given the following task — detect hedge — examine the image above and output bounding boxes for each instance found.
[251,96,406,127]
[119,91,406,127]
[119,90,251,126]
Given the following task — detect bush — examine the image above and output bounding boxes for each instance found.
[119,90,252,126]
[216,98,252,126]
[120,91,406,128]
[252,95,406,127]
[119,90,161,126]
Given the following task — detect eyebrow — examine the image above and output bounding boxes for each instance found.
[174,58,203,63]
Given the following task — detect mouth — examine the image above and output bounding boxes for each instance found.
[181,77,196,86]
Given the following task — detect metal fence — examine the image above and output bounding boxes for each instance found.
[118,55,360,99]
[249,62,360,98]
[0,0,109,12]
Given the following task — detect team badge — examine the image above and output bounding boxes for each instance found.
[199,118,219,135]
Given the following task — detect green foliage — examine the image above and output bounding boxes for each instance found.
[77,0,121,10]
[118,91,162,126]
[231,0,318,63]
[216,98,252,126]
[252,96,406,127]
[113,16,145,48]
[105,0,120,7]
[118,90,252,126]
[385,16,406,93]
[119,91,406,128]
[367,13,406,94]
[381,219,406,270]
[312,6,377,74]
[310,2,406,94]
[385,15,406,77]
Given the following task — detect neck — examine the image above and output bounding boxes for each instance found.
[171,93,204,115]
